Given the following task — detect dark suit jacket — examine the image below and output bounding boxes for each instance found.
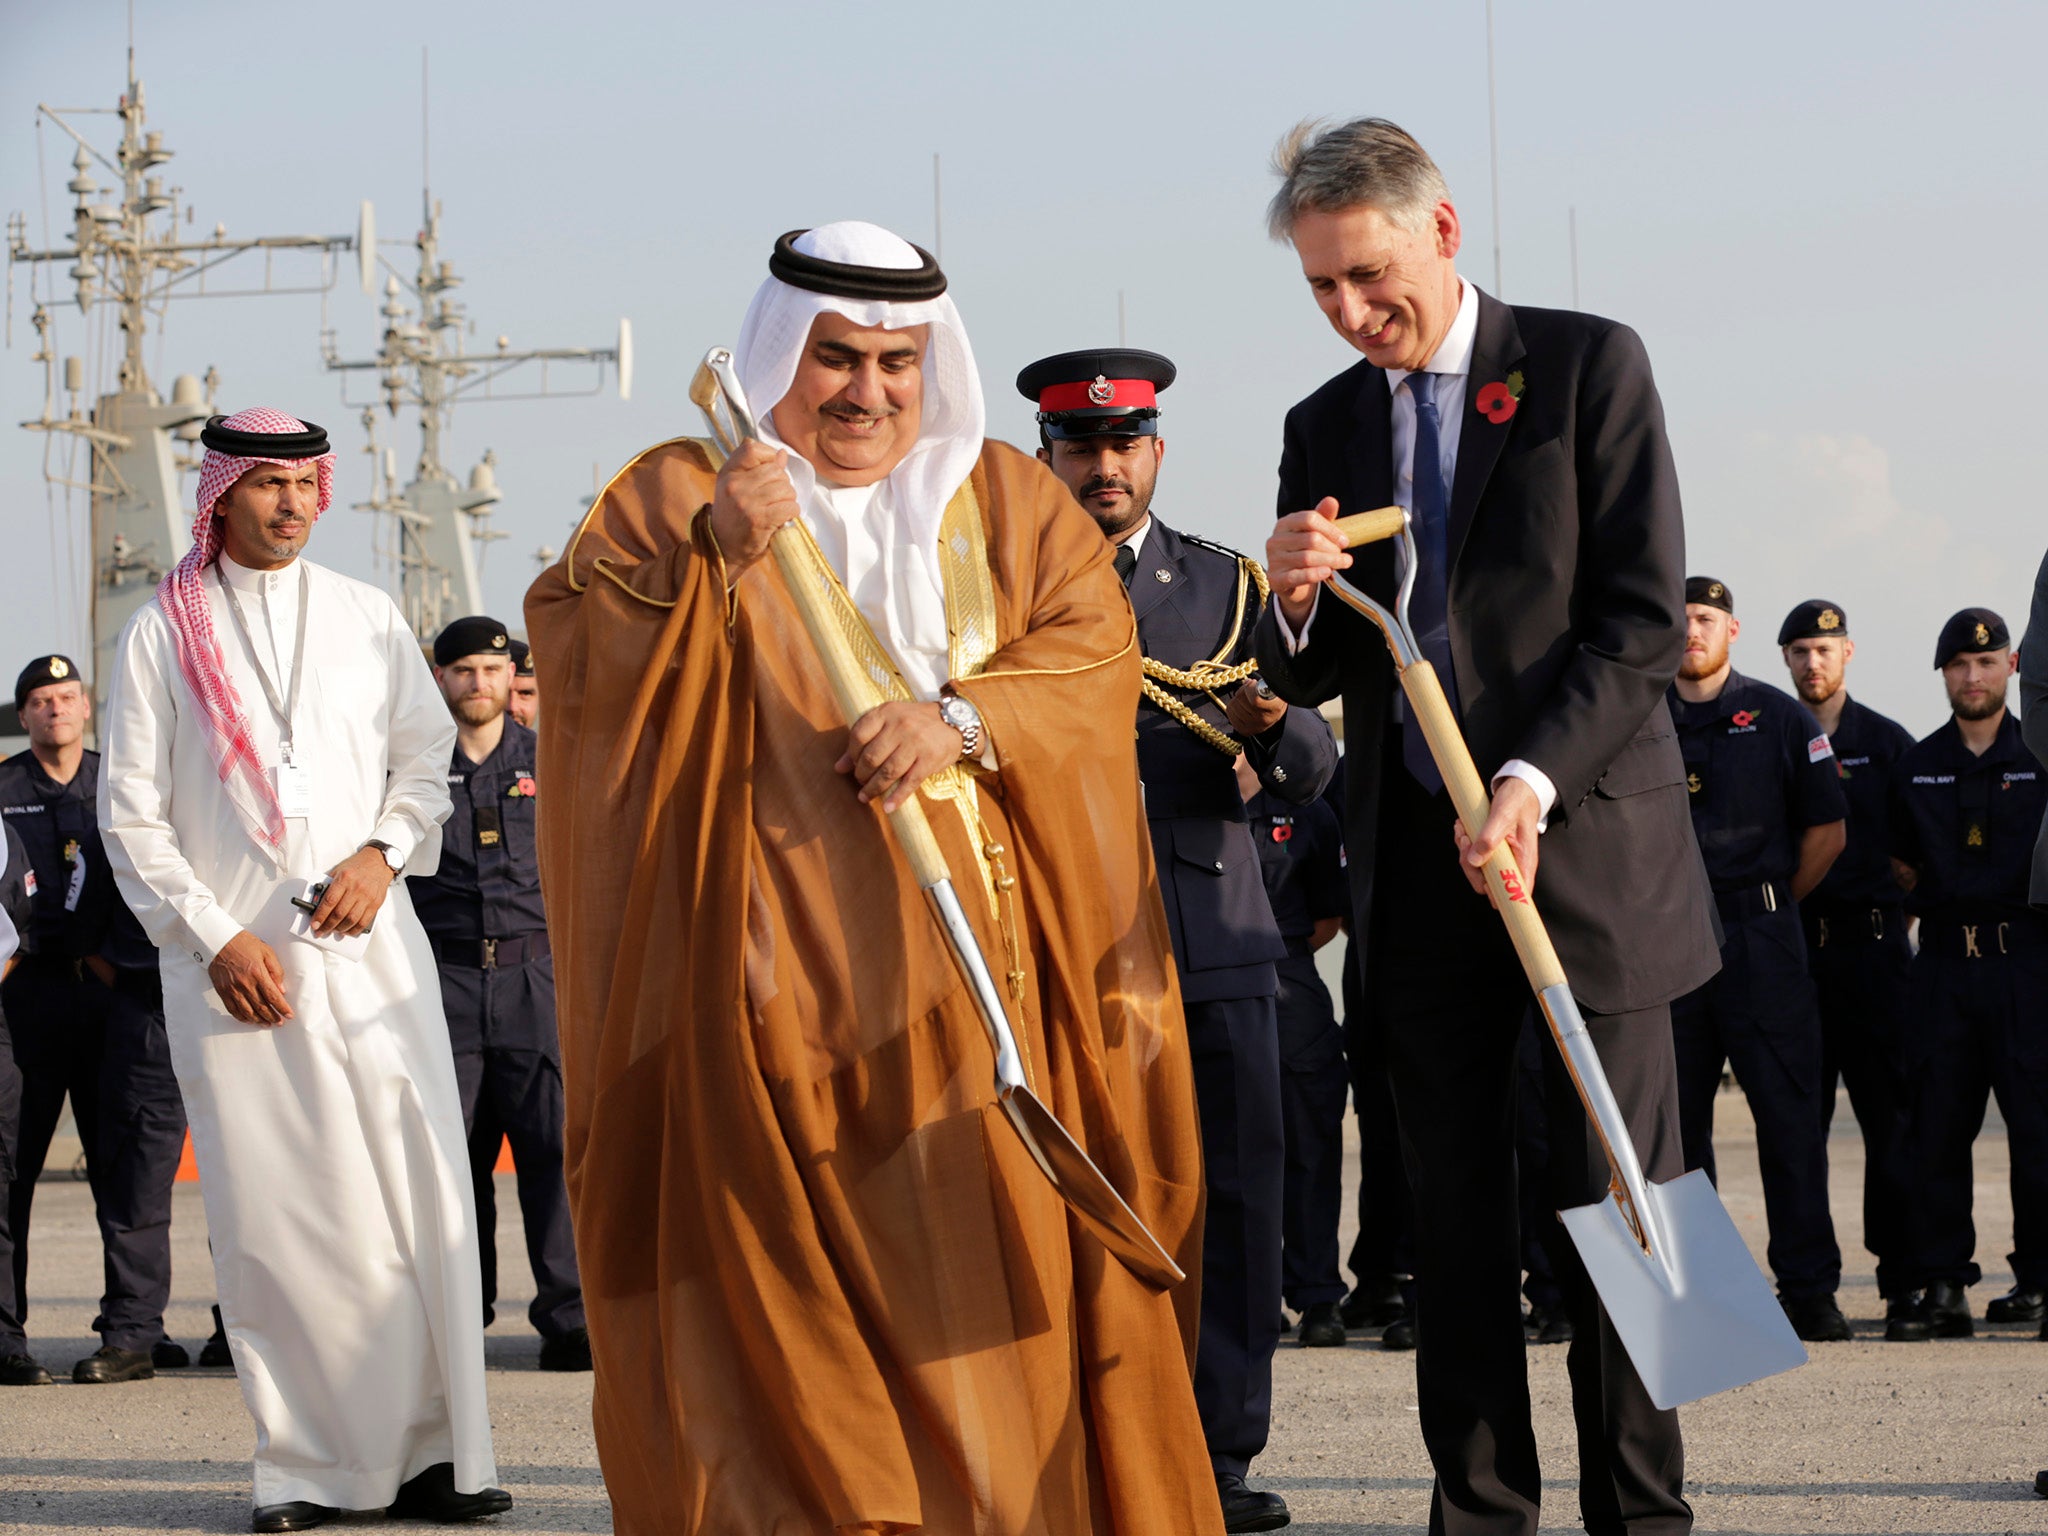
[1135,518,1337,1002]
[1253,292,1718,1015]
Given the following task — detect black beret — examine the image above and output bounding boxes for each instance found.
[1016,348,1176,440]
[1933,607,2009,669]
[14,654,82,712]
[1685,576,1733,614]
[432,615,512,667]
[1778,599,1849,646]
[508,638,533,677]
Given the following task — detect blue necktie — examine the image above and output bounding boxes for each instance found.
[1404,372,1459,793]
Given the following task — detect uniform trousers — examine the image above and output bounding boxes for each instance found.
[1344,950,1416,1293]
[1899,921,2048,1293]
[0,1005,23,1355]
[89,964,186,1350]
[1804,906,1913,1297]
[1276,953,1348,1311]
[1186,990,1284,1479]
[1670,901,1843,1299]
[433,951,583,1340]
[1374,767,1688,1536]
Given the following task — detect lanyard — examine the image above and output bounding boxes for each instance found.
[217,563,310,762]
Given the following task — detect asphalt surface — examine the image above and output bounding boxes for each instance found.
[1,1087,2041,1534]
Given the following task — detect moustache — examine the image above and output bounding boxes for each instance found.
[822,403,899,424]
[1081,479,1134,498]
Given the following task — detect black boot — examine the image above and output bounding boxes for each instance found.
[1884,1293,1931,1342]
[152,1338,191,1369]
[72,1345,155,1383]
[538,1326,592,1372]
[1338,1276,1405,1329]
[1296,1302,1347,1348]
[1924,1280,1974,1337]
[1780,1293,1852,1342]
[1987,1285,2045,1324]
[1216,1472,1290,1532]
[0,1352,52,1386]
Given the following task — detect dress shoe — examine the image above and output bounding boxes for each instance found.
[1987,1286,2046,1324]
[1924,1280,1974,1338]
[1338,1277,1406,1329]
[538,1325,593,1372]
[200,1328,235,1368]
[0,1352,53,1386]
[1780,1293,1852,1342]
[386,1461,514,1522]
[251,1501,337,1532]
[72,1345,155,1383]
[1526,1305,1574,1345]
[152,1338,191,1369]
[1381,1314,1417,1351]
[1296,1302,1347,1348]
[1215,1472,1290,1532]
[1884,1293,1931,1342]
[2035,1468,2048,1498]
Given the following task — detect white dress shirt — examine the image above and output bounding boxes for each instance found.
[1275,279,1557,823]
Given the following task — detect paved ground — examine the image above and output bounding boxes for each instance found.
[1,1088,2042,1534]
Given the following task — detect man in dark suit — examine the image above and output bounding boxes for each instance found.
[1019,347,1336,1534]
[1253,118,1719,1536]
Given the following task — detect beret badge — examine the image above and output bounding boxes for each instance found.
[48,657,68,679]
[1817,610,1841,631]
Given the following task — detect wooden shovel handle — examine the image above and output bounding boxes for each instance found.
[1398,660,1569,992]
[1330,506,1408,548]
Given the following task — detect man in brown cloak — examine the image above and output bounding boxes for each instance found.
[526,221,1224,1535]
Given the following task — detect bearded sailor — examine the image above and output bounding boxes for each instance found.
[97,409,509,1534]
[528,223,1224,1535]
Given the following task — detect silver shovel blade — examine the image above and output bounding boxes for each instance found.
[1559,1168,1808,1410]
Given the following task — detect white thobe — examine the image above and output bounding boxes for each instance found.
[97,553,496,1510]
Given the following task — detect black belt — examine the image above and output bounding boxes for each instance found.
[1714,882,1789,923]
[1805,905,1901,949]
[431,931,550,970]
[1919,917,2047,961]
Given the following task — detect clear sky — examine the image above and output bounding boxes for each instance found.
[5,0,2045,737]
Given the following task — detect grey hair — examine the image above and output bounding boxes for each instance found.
[1266,117,1452,241]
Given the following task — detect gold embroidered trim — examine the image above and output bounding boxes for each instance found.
[563,435,709,598]
[1138,554,1271,758]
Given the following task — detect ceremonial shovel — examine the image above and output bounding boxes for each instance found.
[688,348,1184,1290]
[1321,506,1806,1409]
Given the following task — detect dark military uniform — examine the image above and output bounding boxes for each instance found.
[408,717,583,1344]
[1247,785,1348,1315]
[0,820,41,1369]
[1667,666,1848,1301]
[1890,710,2048,1300]
[0,745,184,1357]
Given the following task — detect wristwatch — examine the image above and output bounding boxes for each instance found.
[938,690,982,761]
[363,839,404,879]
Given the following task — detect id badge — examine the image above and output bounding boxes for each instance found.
[276,760,314,819]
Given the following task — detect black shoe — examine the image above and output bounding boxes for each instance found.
[538,1326,592,1372]
[200,1330,235,1368]
[0,1352,52,1386]
[1296,1301,1347,1348]
[1216,1473,1290,1532]
[1381,1314,1417,1351]
[386,1462,514,1522]
[251,1501,337,1532]
[1780,1293,1852,1342]
[72,1345,155,1383]
[1987,1286,2046,1324]
[1924,1280,1974,1337]
[2035,1469,2048,1498]
[1527,1305,1574,1345]
[152,1338,191,1369]
[1884,1293,1931,1342]
[1338,1277,1406,1329]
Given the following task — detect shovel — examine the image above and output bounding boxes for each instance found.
[1318,505,1806,1409]
[687,348,1184,1291]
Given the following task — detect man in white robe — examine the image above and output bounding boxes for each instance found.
[98,407,508,1534]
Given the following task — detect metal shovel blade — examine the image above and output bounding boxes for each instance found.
[1559,1169,1808,1410]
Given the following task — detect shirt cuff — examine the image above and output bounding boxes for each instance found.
[185,902,247,967]
[370,817,422,873]
[1492,760,1558,833]
[1273,590,1320,654]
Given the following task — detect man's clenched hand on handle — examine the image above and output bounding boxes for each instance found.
[710,439,801,581]
[1265,497,1353,629]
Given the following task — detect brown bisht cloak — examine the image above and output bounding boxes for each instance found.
[526,436,1222,1535]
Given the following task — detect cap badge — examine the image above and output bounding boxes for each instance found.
[48,657,68,679]
[1088,374,1115,405]
[1975,622,1991,646]
[492,634,507,648]
[1818,609,1841,631]
[1707,583,1725,601]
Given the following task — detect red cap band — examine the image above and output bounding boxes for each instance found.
[1037,378,1157,413]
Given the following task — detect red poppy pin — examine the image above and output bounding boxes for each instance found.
[1476,369,1525,424]
[507,776,537,798]
[1731,710,1756,728]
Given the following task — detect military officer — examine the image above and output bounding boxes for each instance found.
[1020,348,1336,1533]
[1235,750,1349,1350]
[507,639,538,731]
[0,654,188,1383]
[0,817,44,1384]
[410,616,587,1371]
[1888,608,2048,1339]
[1667,578,1852,1340]
[1778,599,1924,1338]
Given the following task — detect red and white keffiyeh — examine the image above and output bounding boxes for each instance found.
[158,407,336,861]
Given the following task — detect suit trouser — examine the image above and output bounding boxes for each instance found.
[1898,924,2048,1293]
[1513,1012,1563,1315]
[0,1007,23,1355]
[1804,907,1914,1297]
[1670,904,1843,1299]
[3,959,108,1336]
[89,964,186,1350]
[1276,954,1348,1310]
[1185,990,1284,1478]
[435,953,584,1340]
[1374,768,1688,1536]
